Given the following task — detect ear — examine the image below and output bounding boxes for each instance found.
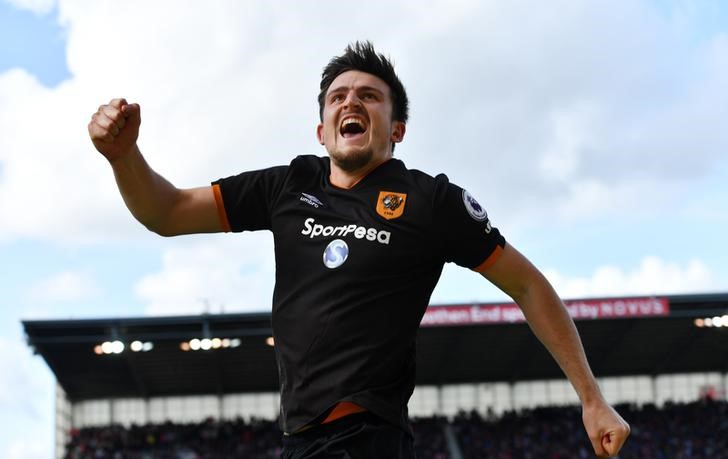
[391,121,406,143]
[316,123,325,145]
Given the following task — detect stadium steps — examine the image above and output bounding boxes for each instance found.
[444,423,464,459]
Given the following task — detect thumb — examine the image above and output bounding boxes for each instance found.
[121,103,141,124]
[589,434,608,458]
[596,429,628,458]
[601,430,622,456]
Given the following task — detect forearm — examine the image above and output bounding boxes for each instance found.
[483,245,628,455]
[109,145,182,235]
[90,99,222,236]
[513,273,604,405]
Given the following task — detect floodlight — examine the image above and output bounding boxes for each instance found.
[101,341,114,354]
[111,340,124,354]
[201,339,212,350]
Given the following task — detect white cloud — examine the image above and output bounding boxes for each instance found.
[135,234,275,316]
[432,256,719,305]
[6,440,51,459]
[396,0,728,226]
[1,0,727,244]
[26,269,99,303]
[0,67,137,244]
[544,256,718,298]
[0,2,725,456]
[0,337,54,459]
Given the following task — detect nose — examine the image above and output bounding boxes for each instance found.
[342,90,362,110]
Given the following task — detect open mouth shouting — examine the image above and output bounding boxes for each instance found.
[339,116,368,139]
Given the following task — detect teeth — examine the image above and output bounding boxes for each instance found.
[340,118,364,129]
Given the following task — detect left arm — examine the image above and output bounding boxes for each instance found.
[479,243,630,457]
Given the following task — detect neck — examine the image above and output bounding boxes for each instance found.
[329,155,391,189]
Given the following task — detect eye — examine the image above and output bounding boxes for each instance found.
[330,94,344,103]
[362,92,377,101]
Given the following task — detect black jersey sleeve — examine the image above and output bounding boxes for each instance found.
[212,165,288,232]
[432,175,506,270]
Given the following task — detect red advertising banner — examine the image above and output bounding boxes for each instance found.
[420,297,669,327]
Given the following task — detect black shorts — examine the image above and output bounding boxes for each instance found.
[281,412,415,459]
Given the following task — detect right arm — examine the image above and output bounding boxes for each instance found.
[88,98,223,236]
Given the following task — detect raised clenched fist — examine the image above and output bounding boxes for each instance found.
[88,98,141,162]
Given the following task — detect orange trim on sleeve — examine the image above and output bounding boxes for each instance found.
[321,402,367,424]
[211,184,232,233]
[472,244,504,273]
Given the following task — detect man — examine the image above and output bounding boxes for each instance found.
[89,41,629,458]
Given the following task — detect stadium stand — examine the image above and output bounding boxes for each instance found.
[64,417,283,459]
[62,400,728,458]
[23,293,728,458]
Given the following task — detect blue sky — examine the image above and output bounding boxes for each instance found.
[0,1,68,86]
[1,0,727,457]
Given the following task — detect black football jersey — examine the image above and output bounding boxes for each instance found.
[213,155,505,433]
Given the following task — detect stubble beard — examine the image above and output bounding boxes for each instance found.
[329,146,374,173]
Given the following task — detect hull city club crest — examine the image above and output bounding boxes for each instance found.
[376,191,407,220]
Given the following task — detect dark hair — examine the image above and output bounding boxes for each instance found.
[318,41,409,123]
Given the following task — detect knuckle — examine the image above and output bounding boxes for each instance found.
[97,117,111,130]
[102,106,116,119]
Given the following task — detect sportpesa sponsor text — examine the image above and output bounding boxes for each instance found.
[301,217,391,244]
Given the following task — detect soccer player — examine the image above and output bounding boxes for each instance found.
[89,41,629,458]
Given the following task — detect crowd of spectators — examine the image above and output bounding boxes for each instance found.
[451,399,728,459]
[452,405,593,458]
[65,399,728,458]
[65,417,282,459]
[615,399,728,459]
[412,415,451,459]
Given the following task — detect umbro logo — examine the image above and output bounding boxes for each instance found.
[300,193,324,208]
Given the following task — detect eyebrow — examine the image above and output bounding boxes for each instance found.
[327,85,385,96]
